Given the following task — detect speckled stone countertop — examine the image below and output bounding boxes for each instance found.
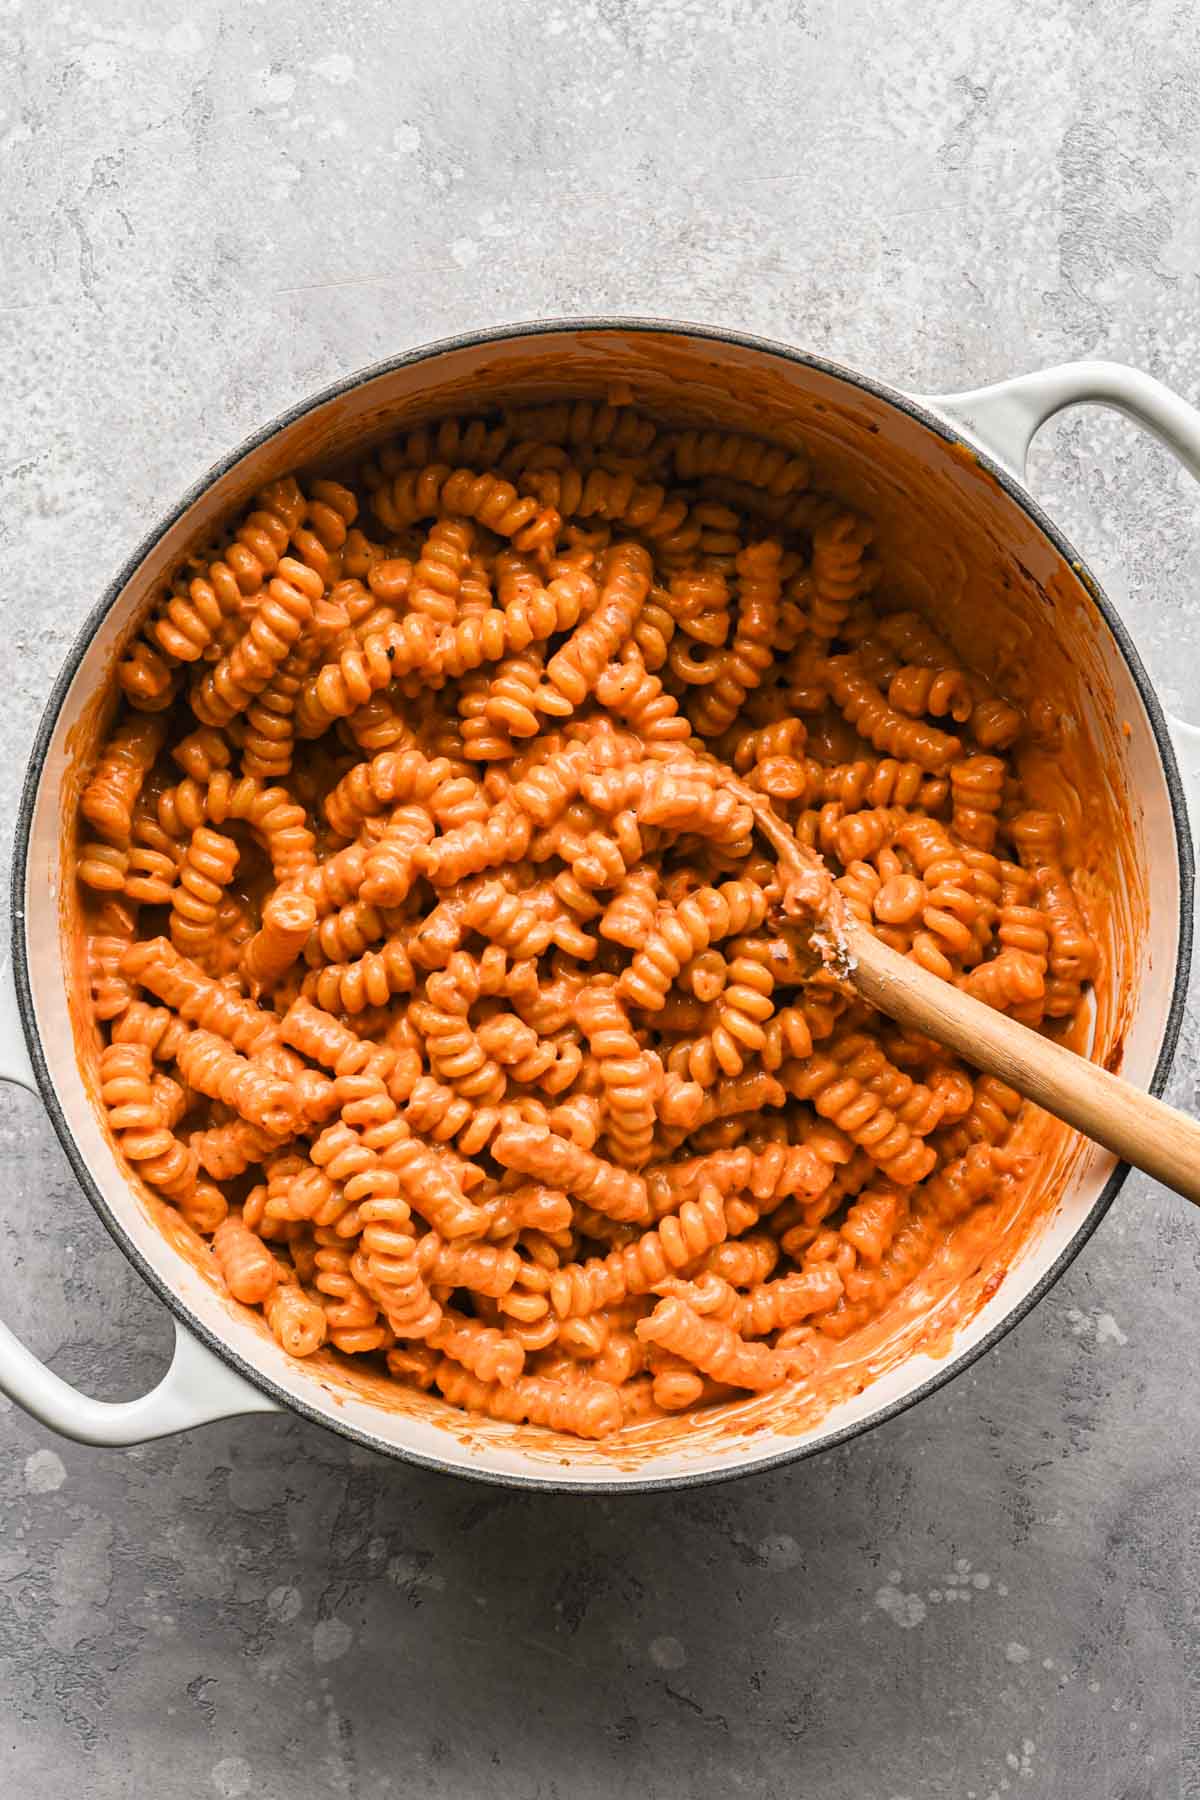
[3,3,1200,1795]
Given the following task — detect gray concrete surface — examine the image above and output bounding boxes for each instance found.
[3,1,1200,1794]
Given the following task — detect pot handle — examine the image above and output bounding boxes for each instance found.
[925,359,1200,850]
[922,358,1200,483]
[0,951,280,1444]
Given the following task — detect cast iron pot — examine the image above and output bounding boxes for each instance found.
[2,322,1198,1490]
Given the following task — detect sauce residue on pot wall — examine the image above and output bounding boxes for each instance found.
[46,329,1160,1475]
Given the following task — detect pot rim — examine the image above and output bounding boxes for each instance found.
[11,316,1194,1492]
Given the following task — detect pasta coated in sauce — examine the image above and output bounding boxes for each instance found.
[76,395,1099,1441]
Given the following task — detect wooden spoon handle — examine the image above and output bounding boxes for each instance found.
[846,920,1200,1206]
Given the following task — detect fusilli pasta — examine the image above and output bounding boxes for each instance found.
[75,394,1098,1442]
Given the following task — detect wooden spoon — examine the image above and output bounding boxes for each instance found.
[842,920,1200,1204]
[741,783,1200,1207]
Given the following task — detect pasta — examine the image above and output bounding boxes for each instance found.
[74,394,1100,1442]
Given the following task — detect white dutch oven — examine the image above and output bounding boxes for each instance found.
[2,324,1198,1491]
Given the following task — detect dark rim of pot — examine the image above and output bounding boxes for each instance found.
[11,317,1194,1492]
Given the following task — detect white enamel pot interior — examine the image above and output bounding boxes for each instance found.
[3,323,1198,1491]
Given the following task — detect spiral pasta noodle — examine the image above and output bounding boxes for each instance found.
[190,558,324,727]
[637,1290,790,1391]
[75,393,1098,1441]
[100,1041,198,1199]
[213,1215,279,1304]
[81,716,168,845]
[169,827,240,966]
[118,479,306,709]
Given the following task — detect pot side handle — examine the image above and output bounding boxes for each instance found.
[0,951,280,1445]
[921,358,1200,483]
[925,358,1200,854]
